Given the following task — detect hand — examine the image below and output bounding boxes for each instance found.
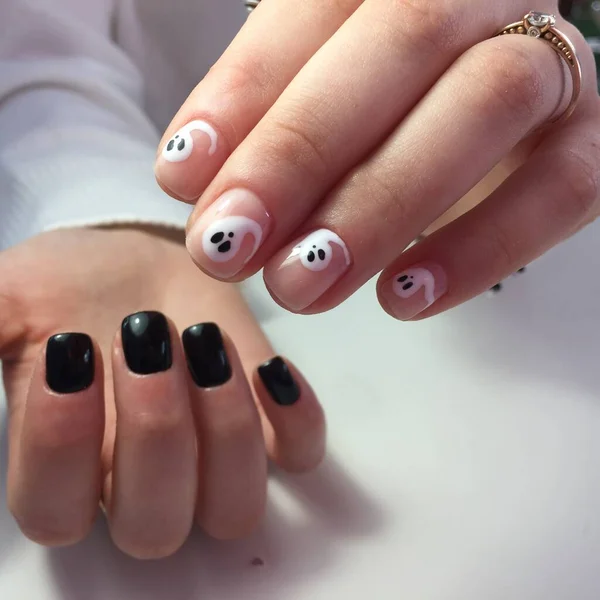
[154,1,599,320]
[0,227,325,558]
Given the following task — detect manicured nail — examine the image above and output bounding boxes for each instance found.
[155,119,223,201]
[186,189,272,279]
[381,263,447,320]
[121,311,172,375]
[263,229,352,311]
[46,333,94,394]
[258,357,300,406]
[182,323,232,388]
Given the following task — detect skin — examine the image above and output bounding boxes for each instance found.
[0,227,326,559]
[155,0,600,319]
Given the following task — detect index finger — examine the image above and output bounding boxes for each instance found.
[154,0,361,202]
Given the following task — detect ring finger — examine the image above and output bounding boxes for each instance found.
[263,22,578,312]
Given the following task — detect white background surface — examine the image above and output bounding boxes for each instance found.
[1,223,600,599]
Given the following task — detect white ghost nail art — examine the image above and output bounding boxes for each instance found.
[288,229,351,272]
[393,267,436,306]
[202,216,263,263]
[161,120,218,163]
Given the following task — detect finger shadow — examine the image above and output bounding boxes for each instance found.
[0,386,20,568]
[448,224,600,400]
[47,453,386,599]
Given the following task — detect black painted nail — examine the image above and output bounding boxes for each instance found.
[46,333,94,394]
[258,357,300,406]
[121,311,172,375]
[182,323,232,388]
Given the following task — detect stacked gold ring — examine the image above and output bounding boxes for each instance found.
[497,11,582,123]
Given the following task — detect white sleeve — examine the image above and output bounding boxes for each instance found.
[0,0,192,251]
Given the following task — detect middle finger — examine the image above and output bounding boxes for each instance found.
[185,0,526,280]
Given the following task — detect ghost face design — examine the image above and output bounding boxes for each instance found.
[161,120,218,163]
[288,229,351,272]
[201,216,263,264]
[392,267,436,306]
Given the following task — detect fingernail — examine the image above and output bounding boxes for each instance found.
[121,311,172,374]
[155,119,223,201]
[258,357,300,406]
[186,189,272,279]
[381,263,447,320]
[182,322,232,388]
[263,229,352,311]
[46,333,94,394]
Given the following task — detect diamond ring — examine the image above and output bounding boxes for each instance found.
[245,0,261,13]
[497,11,582,123]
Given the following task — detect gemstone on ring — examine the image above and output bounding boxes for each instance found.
[525,11,556,28]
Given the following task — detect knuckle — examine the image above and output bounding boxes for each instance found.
[484,219,519,275]
[132,410,188,440]
[262,106,334,183]
[467,42,544,123]
[393,0,464,56]
[210,58,273,106]
[552,148,599,220]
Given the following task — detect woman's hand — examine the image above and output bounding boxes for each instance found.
[0,227,325,558]
[154,1,599,320]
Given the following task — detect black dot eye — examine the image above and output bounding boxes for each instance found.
[228,232,234,238]
[218,241,232,253]
[313,245,317,248]
[175,135,180,139]
[307,251,315,263]
[211,232,225,244]
[166,140,175,151]
[402,282,414,291]
[318,249,326,261]
[398,275,408,283]
[177,139,186,151]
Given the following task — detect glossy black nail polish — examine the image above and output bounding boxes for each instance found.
[121,311,172,375]
[46,333,94,394]
[182,323,232,388]
[258,357,300,406]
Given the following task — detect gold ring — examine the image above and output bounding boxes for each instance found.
[497,11,582,123]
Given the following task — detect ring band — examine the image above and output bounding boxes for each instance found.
[497,11,582,123]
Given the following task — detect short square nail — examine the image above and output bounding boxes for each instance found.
[263,229,352,312]
[258,357,300,406]
[155,120,222,201]
[46,333,94,394]
[121,311,172,374]
[182,323,232,388]
[381,263,447,320]
[186,188,272,279]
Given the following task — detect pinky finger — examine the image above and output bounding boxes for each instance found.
[377,116,600,320]
[253,357,326,473]
[8,334,104,545]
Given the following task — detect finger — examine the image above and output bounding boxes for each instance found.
[108,311,197,559]
[378,110,600,319]
[183,0,529,281]
[263,24,583,312]
[181,323,267,540]
[8,333,104,546]
[154,0,362,202]
[254,356,326,473]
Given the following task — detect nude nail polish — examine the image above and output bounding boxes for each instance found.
[155,119,224,201]
[263,229,352,312]
[381,263,447,320]
[186,189,272,279]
